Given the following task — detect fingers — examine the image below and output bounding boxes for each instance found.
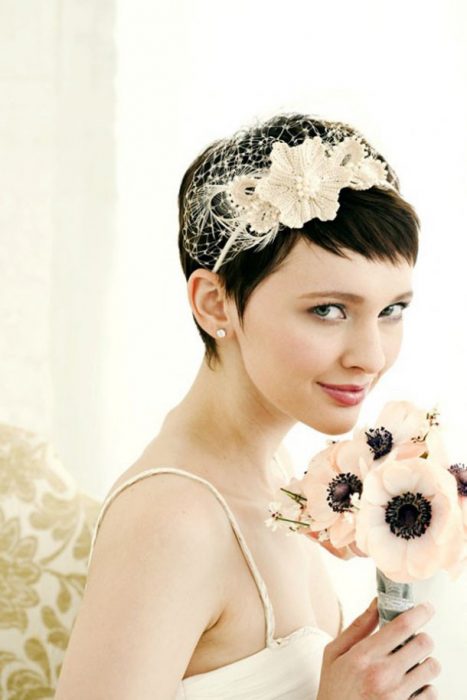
[389,631,434,675]
[401,655,442,698]
[408,685,439,699]
[363,602,435,658]
[326,598,379,660]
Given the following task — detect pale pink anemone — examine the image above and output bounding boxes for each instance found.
[450,465,467,537]
[299,440,370,548]
[426,428,467,537]
[355,455,464,583]
[352,400,434,466]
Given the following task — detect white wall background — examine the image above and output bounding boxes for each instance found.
[1,0,466,696]
[110,0,467,493]
[112,2,467,696]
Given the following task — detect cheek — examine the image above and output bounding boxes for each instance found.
[277,328,335,376]
[241,313,335,383]
[382,326,404,371]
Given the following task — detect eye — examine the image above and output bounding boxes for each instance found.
[308,304,346,321]
[379,302,410,320]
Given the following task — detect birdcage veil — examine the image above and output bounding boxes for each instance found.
[180,113,400,273]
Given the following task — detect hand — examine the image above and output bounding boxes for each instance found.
[316,598,441,699]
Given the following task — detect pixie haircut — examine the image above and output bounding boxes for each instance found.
[178,113,420,369]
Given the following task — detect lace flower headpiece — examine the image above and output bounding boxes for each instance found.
[180,115,399,273]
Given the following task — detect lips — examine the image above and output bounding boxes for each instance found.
[317,382,369,407]
[319,383,367,391]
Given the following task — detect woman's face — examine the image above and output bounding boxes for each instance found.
[229,238,414,436]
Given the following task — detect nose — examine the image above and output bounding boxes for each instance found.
[340,321,387,375]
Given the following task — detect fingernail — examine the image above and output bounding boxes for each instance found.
[423,601,435,615]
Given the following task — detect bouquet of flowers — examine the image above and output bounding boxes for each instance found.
[265,401,467,631]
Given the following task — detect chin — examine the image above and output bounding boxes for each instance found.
[308,408,361,437]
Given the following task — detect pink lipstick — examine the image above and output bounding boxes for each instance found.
[317,382,368,407]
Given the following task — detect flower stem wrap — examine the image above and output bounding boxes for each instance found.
[376,568,424,698]
[376,569,423,700]
[376,567,414,627]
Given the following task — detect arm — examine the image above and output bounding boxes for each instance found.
[55,475,229,699]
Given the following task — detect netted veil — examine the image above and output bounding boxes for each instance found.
[180,113,400,273]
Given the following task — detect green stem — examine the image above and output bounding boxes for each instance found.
[280,487,307,502]
[275,515,311,528]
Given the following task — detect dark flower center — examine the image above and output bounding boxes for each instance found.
[365,426,393,459]
[448,463,467,497]
[327,472,363,512]
[385,491,432,540]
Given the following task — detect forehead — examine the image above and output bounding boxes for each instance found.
[268,238,413,299]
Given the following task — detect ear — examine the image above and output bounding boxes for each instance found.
[187,269,231,338]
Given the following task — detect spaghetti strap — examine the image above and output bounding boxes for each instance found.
[87,465,279,647]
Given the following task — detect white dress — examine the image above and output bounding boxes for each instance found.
[87,466,337,699]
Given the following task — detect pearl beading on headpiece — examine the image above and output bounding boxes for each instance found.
[180,114,399,274]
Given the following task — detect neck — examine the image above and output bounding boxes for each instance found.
[160,357,295,495]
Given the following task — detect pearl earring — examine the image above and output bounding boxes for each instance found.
[216,328,226,338]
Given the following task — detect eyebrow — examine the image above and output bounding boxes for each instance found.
[298,290,414,304]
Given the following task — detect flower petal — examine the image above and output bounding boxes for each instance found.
[298,137,329,173]
[381,462,419,496]
[462,498,467,530]
[268,141,298,175]
[429,492,461,545]
[335,440,367,477]
[361,469,389,506]
[395,441,427,460]
[439,529,464,570]
[355,504,385,553]
[329,513,356,547]
[307,511,340,531]
[330,137,366,167]
[411,463,438,497]
[367,525,407,574]
[406,531,438,579]
[303,461,336,487]
[425,427,450,466]
[303,484,335,522]
[350,158,388,189]
[376,400,429,444]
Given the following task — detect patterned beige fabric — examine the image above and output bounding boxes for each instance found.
[0,424,101,699]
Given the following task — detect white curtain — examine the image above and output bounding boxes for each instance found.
[0,0,116,498]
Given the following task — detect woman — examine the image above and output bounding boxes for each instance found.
[55,113,440,699]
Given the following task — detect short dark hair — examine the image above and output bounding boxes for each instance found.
[178,114,420,369]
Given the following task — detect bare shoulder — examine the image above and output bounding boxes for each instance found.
[56,469,231,699]
[87,467,234,599]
